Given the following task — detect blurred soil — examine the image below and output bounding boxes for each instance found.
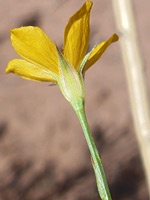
[0,0,149,199]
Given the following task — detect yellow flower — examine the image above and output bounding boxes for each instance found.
[6,1,118,109]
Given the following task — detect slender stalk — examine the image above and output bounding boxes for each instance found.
[112,0,150,196]
[74,107,112,200]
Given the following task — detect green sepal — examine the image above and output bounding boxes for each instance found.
[56,48,85,111]
[77,47,95,74]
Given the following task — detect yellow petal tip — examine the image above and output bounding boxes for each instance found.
[6,61,14,74]
[5,68,9,74]
[10,28,20,41]
[10,28,19,36]
[112,33,119,42]
[85,1,93,10]
[10,26,39,37]
[81,1,93,13]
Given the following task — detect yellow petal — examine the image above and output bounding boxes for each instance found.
[63,1,93,69]
[10,26,59,75]
[84,33,119,72]
[6,59,57,82]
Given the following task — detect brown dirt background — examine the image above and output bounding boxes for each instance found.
[0,0,150,199]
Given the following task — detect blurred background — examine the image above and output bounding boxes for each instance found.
[0,0,149,199]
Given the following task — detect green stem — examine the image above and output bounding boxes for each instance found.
[73,106,112,200]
